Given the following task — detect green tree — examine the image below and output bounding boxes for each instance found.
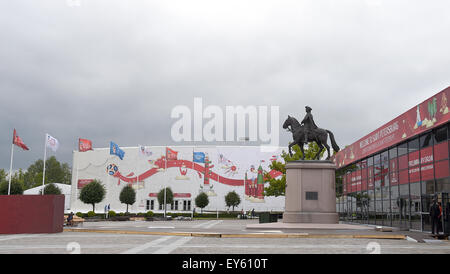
[39,183,62,195]
[119,185,136,213]
[23,156,71,190]
[157,187,173,210]
[79,179,106,212]
[0,169,7,185]
[264,143,325,197]
[225,191,241,211]
[0,180,23,195]
[195,192,209,213]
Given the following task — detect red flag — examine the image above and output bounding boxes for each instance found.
[166,147,178,160]
[79,138,93,152]
[13,129,29,151]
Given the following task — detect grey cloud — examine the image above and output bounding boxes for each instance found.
[0,0,449,170]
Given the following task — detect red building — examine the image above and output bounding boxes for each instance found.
[335,86,450,232]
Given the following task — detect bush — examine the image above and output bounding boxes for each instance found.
[78,179,106,212]
[40,183,61,195]
[76,212,83,218]
[146,211,154,217]
[87,211,96,218]
[119,185,136,212]
[108,210,116,217]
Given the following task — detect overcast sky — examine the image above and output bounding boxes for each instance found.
[0,0,449,171]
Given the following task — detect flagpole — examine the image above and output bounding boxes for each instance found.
[164,147,167,218]
[42,134,47,195]
[8,144,14,195]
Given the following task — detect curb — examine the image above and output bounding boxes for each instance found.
[63,228,406,240]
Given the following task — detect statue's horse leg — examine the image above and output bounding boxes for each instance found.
[314,141,324,160]
[323,142,331,160]
[300,143,306,160]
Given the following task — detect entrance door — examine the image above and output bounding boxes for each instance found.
[421,195,433,232]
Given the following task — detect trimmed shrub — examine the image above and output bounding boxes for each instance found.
[146,211,154,217]
[108,210,116,217]
[40,183,61,195]
[87,211,95,218]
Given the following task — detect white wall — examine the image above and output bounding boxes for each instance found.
[70,146,286,213]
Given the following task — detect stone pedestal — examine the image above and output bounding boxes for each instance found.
[283,160,339,224]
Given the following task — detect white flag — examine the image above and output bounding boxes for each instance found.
[138,145,152,158]
[46,134,59,152]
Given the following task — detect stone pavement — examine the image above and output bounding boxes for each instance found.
[0,219,448,254]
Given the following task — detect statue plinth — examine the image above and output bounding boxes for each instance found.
[283,160,339,224]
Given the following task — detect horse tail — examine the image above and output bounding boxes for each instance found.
[326,130,340,152]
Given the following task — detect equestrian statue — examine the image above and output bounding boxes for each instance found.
[283,106,340,160]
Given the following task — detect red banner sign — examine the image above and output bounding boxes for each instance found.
[77,179,94,189]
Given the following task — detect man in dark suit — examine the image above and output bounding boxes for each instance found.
[430,200,441,235]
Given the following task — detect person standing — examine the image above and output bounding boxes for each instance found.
[67,212,74,226]
[438,202,443,234]
[430,200,440,235]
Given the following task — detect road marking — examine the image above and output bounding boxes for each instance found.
[192,220,223,229]
[120,236,173,254]
[152,237,193,254]
[0,235,34,242]
[147,226,175,229]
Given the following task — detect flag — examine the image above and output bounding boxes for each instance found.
[46,134,59,152]
[13,129,29,150]
[193,152,205,163]
[166,147,178,160]
[138,145,153,158]
[79,138,93,152]
[110,141,125,160]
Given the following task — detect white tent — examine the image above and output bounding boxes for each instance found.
[23,183,72,212]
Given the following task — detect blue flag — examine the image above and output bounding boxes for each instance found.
[110,141,125,160]
[193,152,205,163]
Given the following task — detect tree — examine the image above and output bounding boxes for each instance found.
[79,180,106,212]
[225,191,241,211]
[157,187,173,210]
[264,142,325,197]
[0,180,23,195]
[195,192,209,213]
[40,183,62,195]
[23,156,71,190]
[119,185,136,213]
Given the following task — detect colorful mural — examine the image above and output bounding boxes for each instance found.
[70,146,285,213]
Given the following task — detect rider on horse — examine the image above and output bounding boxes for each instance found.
[301,106,318,143]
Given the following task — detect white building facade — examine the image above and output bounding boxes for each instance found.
[70,146,286,213]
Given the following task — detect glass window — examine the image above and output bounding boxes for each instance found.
[434,125,447,143]
[381,150,389,163]
[436,177,450,192]
[398,142,408,156]
[420,132,432,148]
[408,138,419,153]
[374,154,381,165]
[421,180,435,195]
[410,182,421,230]
[389,147,397,160]
[367,157,373,166]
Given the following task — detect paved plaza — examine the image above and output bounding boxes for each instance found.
[0,219,449,254]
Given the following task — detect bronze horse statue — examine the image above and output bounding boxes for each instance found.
[283,115,340,160]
